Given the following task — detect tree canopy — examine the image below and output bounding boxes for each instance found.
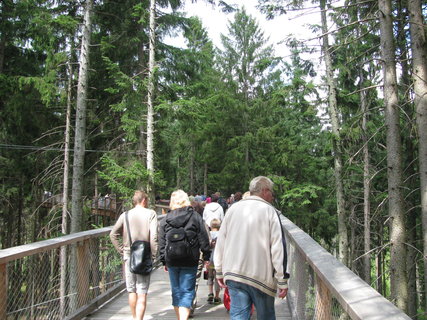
[0,0,426,316]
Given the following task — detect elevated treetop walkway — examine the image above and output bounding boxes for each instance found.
[0,211,411,319]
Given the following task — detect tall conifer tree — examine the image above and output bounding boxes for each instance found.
[378,0,408,312]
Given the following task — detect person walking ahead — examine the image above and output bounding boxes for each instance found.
[203,193,224,228]
[214,176,289,320]
[110,190,158,320]
[159,190,211,320]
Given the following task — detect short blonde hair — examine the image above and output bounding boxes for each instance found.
[210,218,221,229]
[169,189,191,210]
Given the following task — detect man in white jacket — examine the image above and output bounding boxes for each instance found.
[214,176,289,320]
[203,194,224,228]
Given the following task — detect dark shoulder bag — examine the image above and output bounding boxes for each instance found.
[125,211,153,275]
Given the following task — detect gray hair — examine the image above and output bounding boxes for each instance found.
[249,176,274,195]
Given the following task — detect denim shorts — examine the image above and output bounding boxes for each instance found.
[124,258,150,294]
[227,280,275,320]
[168,266,198,309]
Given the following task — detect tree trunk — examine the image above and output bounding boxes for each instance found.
[177,156,181,188]
[204,163,208,196]
[396,2,418,315]
[137,23,147,165]
[408,0,427,313]
[70,0,92,312]
[361,70,371,284]
[376,226,384,295]
[146,0,156,207]
[0,28,5,74]
[320,0,348,265]
[378,0,408,312]
[60,59,73,318]
[62,60,73,235]
[17,181,23,246]
[0,0,11,74]
[70,0,92,234]
[190,142,195,194]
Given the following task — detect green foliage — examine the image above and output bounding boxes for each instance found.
[98,155,150,198]
[281,184,323,208]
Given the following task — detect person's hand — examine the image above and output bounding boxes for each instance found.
[217,278,227,289]
[278,288,288,299]
[164,266,168,272]
[204,261,210,268]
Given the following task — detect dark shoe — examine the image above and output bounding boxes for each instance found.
[207,293,214,303]
[214,297,221,304]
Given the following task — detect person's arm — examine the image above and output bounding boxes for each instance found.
[270,209,289,291]
[109,214,124,255]
[149,210,158,260]
[196,214,211,261]
[213,213,228,284]
[158,219,166,265]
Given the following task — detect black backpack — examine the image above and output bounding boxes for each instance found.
[165,213,196,261]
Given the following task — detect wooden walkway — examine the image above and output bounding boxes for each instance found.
[85,267,292,319]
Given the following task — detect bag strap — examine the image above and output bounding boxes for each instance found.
[124,211,132,244]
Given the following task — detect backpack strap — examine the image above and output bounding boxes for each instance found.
[124,211,132,244]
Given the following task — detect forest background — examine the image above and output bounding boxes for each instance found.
[0,0,426,318]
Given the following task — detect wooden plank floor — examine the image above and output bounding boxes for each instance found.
[85,267,291,319]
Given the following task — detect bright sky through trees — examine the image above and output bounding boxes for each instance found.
[165,0,320,60]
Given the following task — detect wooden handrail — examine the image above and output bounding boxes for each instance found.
[0,227,112,264]
[0,209,412,320]
[0,226,120,320]
[281,216,411,320]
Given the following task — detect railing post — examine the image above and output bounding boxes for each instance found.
[60,245,68,318]
[296,251,309,319]
[315,274,332,320]
[0,263,7,319]
[77,239,90,307]
[90,238,100,297]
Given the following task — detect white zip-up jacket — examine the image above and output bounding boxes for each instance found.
[214,196,289,296]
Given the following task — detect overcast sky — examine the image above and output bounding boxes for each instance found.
[164,0,321,60]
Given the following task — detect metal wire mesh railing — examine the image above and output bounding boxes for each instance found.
[0,228,123,320]
[1,213,412,320]
[282,215,411,320]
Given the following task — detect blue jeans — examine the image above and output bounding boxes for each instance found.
[227,280,276,320]
[168,266,198,309]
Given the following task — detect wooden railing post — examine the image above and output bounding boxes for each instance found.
[0,263,7,319]
[315,274,332,320]
[77,239,90,307]
[90,238,100,297]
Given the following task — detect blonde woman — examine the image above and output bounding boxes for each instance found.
[159,190,211,320]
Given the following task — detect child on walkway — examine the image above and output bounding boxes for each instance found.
[207,218,221,304]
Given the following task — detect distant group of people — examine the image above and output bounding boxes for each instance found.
[110,176,289,320]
